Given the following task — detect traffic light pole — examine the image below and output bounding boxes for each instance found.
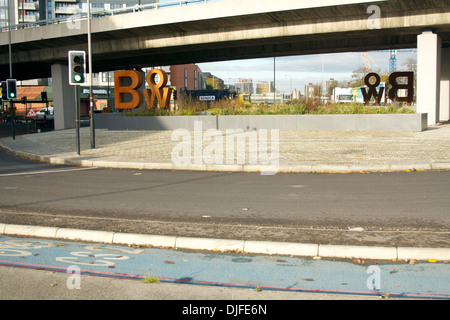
[68,50,85,155]
[10,100,15,140]
[75,85,80,155]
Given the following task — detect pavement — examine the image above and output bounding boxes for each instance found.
[0,123,450,264]
[1,123,450,173]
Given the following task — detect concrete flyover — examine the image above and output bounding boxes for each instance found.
[1,0,450,128]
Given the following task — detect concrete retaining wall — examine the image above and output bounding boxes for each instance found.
[94,113,428,132]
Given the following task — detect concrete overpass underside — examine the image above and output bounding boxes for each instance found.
[1,0,450,80]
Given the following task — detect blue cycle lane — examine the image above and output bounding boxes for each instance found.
[0,235,448,299]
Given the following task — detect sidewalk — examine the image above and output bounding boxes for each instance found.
[1,124,449,262]
[1,123,450,173]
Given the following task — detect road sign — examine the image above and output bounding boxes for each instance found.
[199,96,216,101]
[26,108,37,118]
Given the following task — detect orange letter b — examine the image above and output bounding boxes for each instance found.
[114,70,144,110]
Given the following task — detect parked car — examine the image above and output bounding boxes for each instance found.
[37,106,54,118]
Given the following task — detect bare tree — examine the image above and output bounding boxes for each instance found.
[402,58,417,73]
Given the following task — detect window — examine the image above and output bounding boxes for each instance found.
[184,68,188,88]
[194,70,198,90]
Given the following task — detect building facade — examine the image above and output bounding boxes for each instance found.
[0,0,158,27]
[204,72,224,90]
[235,78,253,94]
[256,80,273,94]
[170,64,204,91]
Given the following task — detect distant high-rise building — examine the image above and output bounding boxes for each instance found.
[0,0,158,27]
[0,0,16,27]
[256,81,274,94]
[326,79,338,97]
[235,78,253,94]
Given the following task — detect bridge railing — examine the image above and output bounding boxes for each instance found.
[2,0,222,33]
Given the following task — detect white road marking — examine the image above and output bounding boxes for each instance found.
[0,167,98,177]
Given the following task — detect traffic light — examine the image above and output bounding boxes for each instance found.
[6,79,17,99]
[68,51,86,85]
[41,91,48,102]
[1,81,8,100]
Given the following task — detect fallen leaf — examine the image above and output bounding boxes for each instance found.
[353,259,365,264]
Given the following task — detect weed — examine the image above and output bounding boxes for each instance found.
[142,271,160,284]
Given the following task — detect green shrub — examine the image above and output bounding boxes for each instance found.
[123,99,414,116]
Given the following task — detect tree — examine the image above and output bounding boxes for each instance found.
[402,58,417,73]
[350,66,368,87]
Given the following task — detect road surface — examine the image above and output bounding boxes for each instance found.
[0,148,448,247]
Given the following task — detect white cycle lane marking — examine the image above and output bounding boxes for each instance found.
[0,238,143,270]
[0,239,64,257]
[55,245,145,267]
[55,252,129,267]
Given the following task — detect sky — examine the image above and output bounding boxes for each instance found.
[157,0,417,94]
[197,51,417,94]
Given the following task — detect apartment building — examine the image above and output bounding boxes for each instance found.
[0,0,158,27]
[256,80,274,94]
[235,78,253,95]
[170,64,205,91]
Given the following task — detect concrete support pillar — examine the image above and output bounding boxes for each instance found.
[51,63,76,130]
[440,48,450,122]
[417,31,441,126]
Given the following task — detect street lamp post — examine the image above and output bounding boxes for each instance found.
[7,0,15,140]
[273,57,276,105]
[87,0,95,149]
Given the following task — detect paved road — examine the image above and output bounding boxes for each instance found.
[0,148,448,248]
[0,126,449,302]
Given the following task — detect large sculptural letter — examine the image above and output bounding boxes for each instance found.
[388,72,414,105]
[144,69,173,110]
[114,70,144,109]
